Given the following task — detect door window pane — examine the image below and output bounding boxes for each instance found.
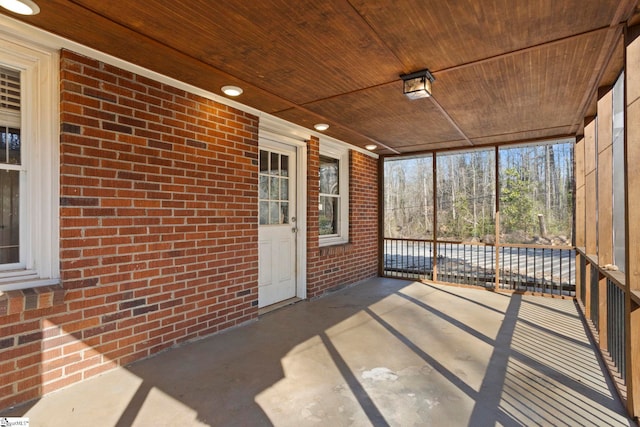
[269,176,279,200]
[259,201,269,225]
[280,178,288,200]
[259,175,268,199]
[269,201,279,224]
[259,149,290,225]
[281,202,289,225]
[260,150,268,173]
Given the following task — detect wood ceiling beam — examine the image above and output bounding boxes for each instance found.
[64,0,403,154]
[568,27,622,135]
[434,25,614,76]
[383,133,577,160]
[298,26,615,107]
[41,0,637,155]
[568,0,637,134]
[428,96,474,146]
[470,128,576,145]
[290,25,623,154]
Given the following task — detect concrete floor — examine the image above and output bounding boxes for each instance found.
[3,277,635,426]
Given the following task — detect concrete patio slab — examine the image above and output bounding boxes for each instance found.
[3,278,634,426]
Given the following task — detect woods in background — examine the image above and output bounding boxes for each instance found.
[384,140,574,245]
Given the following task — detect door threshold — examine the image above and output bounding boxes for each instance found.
[259,297,302,316]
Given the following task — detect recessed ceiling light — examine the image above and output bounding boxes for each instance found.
[365,144,377,151]
[0,0,40,15]
[221,85,243,97]
[314,123,329,131]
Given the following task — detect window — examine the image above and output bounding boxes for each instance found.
[0,37,59,291]
[319,141,348,246]
[259,149,290,225]
[0,67,20,265]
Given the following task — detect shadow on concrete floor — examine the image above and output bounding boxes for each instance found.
[3,277,635,426]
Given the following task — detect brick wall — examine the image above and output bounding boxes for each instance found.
[0,49,379,411]
[0,50,260,409]
[306,137,379,298]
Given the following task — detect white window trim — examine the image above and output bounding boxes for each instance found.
[319,139,349,246]
[0,35,59,292]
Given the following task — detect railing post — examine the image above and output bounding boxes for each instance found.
[585,259,593,321]
[575,135,585,304]
[599,273,609,350]
[432,154,438,282]
[628,300,639,416]
[494,146,500,291]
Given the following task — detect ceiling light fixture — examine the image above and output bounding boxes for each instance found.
[400,69,435,100]
[314,123,329,131]
[0,0,40,15]
[221,85,243,97]
[365,144,377,151]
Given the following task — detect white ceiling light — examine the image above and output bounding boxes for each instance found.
[221,85,243,97]
[365,144,377,151]
[0,0,40,15]
[314,123,329,131]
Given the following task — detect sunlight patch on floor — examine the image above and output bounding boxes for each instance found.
[25,368,142,426]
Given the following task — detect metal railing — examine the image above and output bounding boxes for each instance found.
[590,264,600,329]
[498,245,575,295]
[579,255,587,306]
[607,278,626,384]
[383,238,433,280]
[437,241,494,287]
[383,238,575,296]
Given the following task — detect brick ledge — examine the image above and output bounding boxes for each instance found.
[0,283,65,315]
[319,243,353,257]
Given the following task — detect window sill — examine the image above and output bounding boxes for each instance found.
[0,281,64,315]
[319,236,349,248]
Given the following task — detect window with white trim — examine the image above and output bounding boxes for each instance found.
[0,67,20,265]
[0,36,59,291]
[319,141,348,246]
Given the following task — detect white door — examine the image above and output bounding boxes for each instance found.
[258,142,297,308]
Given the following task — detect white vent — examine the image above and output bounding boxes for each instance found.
[0,67,19,112]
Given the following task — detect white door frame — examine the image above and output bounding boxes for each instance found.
[258,128,307,301]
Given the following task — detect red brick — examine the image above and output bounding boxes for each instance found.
[41,372,82,395]
[0,48,362,411]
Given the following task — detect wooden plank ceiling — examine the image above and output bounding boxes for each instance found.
[3,0,638,154]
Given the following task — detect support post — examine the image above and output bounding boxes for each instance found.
[494,146,500,291]
[432,154,438,282]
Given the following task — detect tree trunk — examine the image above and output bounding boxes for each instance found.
[538,214,548,238]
